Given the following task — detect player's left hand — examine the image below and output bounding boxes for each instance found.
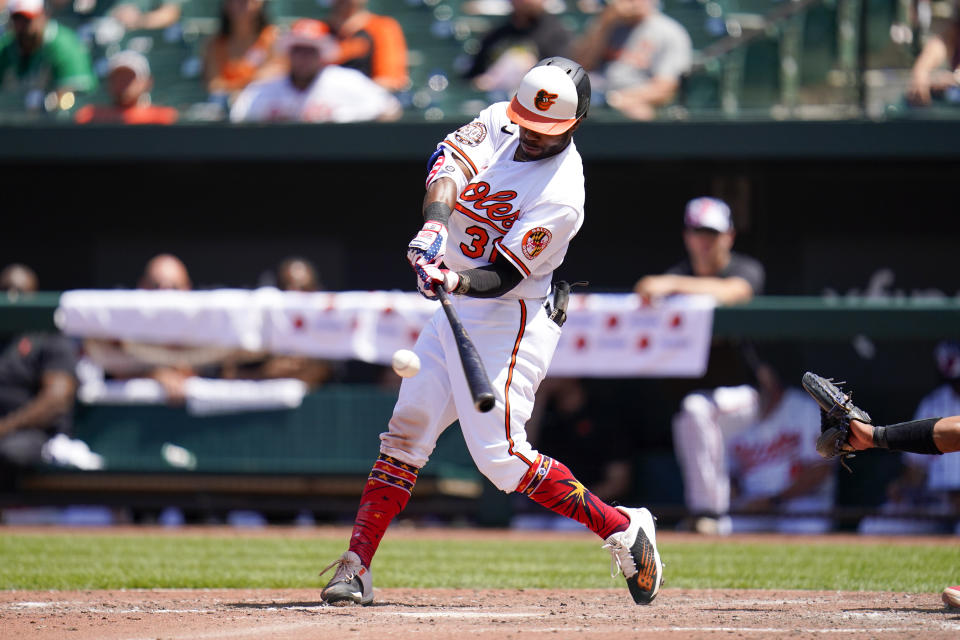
[406,221,448,270]
[416,263,459,300]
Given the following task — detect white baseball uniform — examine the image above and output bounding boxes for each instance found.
[229,65,400,123]
[908,384,960,491]
[725,388,835,533]
[379,102,584,492]
[672,384,760,518]
[858,383,960,535]
[673,384,834,531]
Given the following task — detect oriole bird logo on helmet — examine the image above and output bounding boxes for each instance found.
[534,89,558,111]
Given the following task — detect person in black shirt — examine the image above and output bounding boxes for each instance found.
[634,197,764,305]
[633,197,766,535]
[464,0,573,93]
[0,264,78,477]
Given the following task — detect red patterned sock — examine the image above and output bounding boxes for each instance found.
[518,455,628,540]
[348,453,420,568]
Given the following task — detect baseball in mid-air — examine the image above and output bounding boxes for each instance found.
[391,349,421,378]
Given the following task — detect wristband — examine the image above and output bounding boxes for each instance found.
[872,418,942,455]
[424,201,452,226]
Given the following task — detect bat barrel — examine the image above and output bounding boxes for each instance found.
[434,286,496,413]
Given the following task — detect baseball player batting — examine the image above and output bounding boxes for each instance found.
[319,57,663,606]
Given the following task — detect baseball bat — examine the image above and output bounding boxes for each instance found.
[433,285,496,412]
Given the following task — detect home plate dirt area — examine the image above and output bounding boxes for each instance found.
[2,527,958,640]
[3,587,959,640]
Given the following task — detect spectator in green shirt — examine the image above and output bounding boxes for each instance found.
[0,0,96,108]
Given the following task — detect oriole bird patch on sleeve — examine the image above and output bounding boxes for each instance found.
[522,227,552,259]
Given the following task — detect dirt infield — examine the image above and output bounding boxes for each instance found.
[2,527,958,640]
[3,587,958,640]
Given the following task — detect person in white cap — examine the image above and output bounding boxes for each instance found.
[635,197,763,305]
[229,18,401,123]
[318,56,664,608]
[0,0,96,103]
[74,50,178,124]
[635,197,767,535]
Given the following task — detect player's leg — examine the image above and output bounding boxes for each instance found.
[321,313,458,605]
[447,299,662,604]
[671,385,759,534]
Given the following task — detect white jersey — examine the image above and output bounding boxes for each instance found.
[726,388,833,510]
[438,102,584,300]
[229,65,400,123]
[905,384,960,490]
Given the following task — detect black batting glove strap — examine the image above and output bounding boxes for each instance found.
[873,417,943,455]
[423,201,452,226]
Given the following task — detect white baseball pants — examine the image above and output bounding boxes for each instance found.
[672,384,760,516]
[379,295,561,492]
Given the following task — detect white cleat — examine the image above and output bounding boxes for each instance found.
[320,550,374,606]
[602,506,664,604]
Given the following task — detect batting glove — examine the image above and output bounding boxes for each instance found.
[407,221,448,270]
[416,263,459,300]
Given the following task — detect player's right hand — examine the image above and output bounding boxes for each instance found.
[406,221,448,270]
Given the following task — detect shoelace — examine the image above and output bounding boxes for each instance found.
[601,534,636,579]
[319,555,357,583]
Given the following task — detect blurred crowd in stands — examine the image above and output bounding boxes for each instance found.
[1,0,958,123]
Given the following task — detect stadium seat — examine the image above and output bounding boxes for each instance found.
[798,1,839,88]
[737,33,782,110]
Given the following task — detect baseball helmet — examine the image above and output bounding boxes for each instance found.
[506,57,591,135]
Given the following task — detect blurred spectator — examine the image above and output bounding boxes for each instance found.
[138,252,192,291]
[48,0,183,32]
[0,263,39,299]
[634,197,762,305]
[571,0,692,120]
[906,5,960,106]
[203,0,284,99]
[135,253,195,403]
[723,364,836,534]
[276,256,321,292]
[634,197,766,534]
[512,377,635,529]
[322,0,408,91]
[0,0,96,107]
[464,0,573,93]
[229,18,402,123]
[81,254,197,405]
[74,50,178,124]
[222,257,333,390]
[858,340,960,535]
[0,264,86,487]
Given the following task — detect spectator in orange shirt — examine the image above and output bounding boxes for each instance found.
[74,50,178,124]
[323,0,408,91]
[203,0,284,97]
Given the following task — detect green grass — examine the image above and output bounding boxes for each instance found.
[1,533,956,593]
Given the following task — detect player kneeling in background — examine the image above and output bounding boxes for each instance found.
[319,57,663,607]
